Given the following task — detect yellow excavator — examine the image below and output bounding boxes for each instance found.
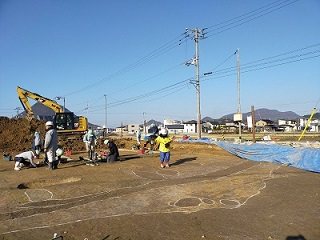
[17,86,88,134]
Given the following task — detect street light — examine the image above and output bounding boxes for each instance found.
[14,107,22,118]
[55,96,65,112]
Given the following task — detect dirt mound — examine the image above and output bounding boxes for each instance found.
[0,117,46,154]
[0,117,137,157]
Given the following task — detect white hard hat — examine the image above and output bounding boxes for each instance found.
[56,148,64,157]
[160,128,168,136]
[88,129,94,136]
[104,139,109,145]
[45,121,53,126]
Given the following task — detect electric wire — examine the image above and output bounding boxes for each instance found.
[67,0,297,99]
[110,61,186,95]
[78,43,319,116]
[205,0,299,38]
[65,0,300,100]
[76,79,191,114]
[64,33,187,97]
[202,44,320,80]
[8,0,313,119]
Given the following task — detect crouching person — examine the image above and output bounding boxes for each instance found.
[14,150,37,171]
[104,139,119,163]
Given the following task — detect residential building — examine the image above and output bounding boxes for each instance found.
[127,124,140,134]
[203,120,221,133]
[299,115,319,132]
[183,120,198,134]
[277,119,298,132]
[164,119,184,134]
[115,125,127,134]
[255,119,276,132]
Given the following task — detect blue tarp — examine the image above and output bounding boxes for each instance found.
[178,137,213,144]
[214,141,320,173]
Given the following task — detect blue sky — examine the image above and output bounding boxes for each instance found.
[1,0,319,128]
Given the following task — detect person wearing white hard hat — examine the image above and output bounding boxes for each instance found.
[83,127,96,160]
[44,121,58,170]
[154,128,175,168]
[32,130,42,158]
[136,130,141,149]
[103,139,119,163]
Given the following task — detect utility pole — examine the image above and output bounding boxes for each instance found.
[185,28,206,139]
[15,107,22,117]
[195,28,201,139]
[236,49,242,140]
[104,94,107,131]
[251,105,256,143]
[86,102,89,117]
[143,112,146,136]
[55,96,66,112]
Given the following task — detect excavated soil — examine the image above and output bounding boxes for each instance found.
[0,117,319,240]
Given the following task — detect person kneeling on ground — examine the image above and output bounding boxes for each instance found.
[104,139,119,163]
[14,150,37,171]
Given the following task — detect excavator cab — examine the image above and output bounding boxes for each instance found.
[54,112,88,134]
[54,112,74,130]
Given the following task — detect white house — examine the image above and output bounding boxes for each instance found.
[299,117,319,132]
[278,119,298,132]
[127,124,140,134]
[183,120,197,134]
[164,119,184,134]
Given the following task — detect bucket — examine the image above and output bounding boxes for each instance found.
[3,154,11,161]
[65,150,72,156]
[138,149,145,154]
[100,151,108,156]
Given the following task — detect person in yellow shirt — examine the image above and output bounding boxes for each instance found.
[154,128,174,168]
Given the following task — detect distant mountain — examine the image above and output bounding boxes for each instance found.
[202,116,214,122]
[145,119,162,127]
[303,112,320,119]
[204,108,301,123]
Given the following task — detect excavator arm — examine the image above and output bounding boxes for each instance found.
[16,86,63,118]
[16,86,88,133]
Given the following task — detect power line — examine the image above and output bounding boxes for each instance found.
[73,42,319,117]
[81,48,320,115]
[64,0,300,100]
[64,0,311,120]
[77,78,192,114]
[205,0,299,38]
[64,33,186,97]
[110,61,186,95]
[202,43,320,80]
